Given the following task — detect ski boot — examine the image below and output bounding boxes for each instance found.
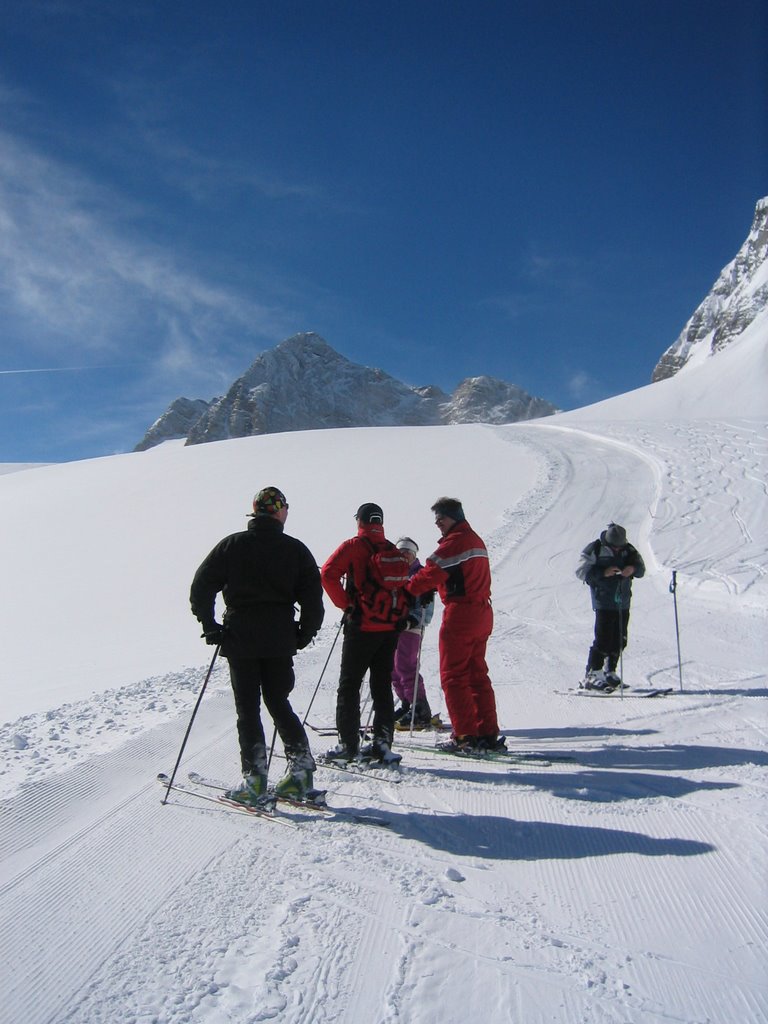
[321,742,357,765]
[437,734,476,753]
[394,701,434,731]
[393,702,411,724]
[224,772,268,806]
[274,768,315,799]
[475,734,507,752]
[413,702,435,728]
[581,670,609,690]
[360,739,402,766]
[602,671,626,691]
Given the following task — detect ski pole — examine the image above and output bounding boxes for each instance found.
[618,601,625,699]
[301,616,344,726]
[162,645,220,804]
[267,726,277,772]
[615,579,626,699]
[669,570,684,691]
[361,675,375,738]
[408,607,428,736]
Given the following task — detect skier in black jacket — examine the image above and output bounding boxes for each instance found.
[575,523,646,690]
[190,486,324,804]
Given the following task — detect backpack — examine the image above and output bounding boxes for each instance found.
[352,538,411,627]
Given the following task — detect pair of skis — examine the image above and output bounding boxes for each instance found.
[558,686,674,699]
[398,742,573,768]
[158,771,390,828]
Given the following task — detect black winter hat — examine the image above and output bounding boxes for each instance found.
[355,502,384,524]
[605,523,627,547]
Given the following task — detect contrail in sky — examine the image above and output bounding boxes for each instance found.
[0,365,138,375]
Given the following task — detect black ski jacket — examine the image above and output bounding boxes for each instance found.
[575,533,646,611]
[190,514,324,658]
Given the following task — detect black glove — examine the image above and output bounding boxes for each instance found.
[201,622,227,646]
[420,590,436,606]
[295,624,315,650]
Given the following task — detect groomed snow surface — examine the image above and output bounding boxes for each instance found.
[1,329,766,1023]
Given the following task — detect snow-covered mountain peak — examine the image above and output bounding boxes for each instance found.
[134,333,557,450]
[652,196,767,381]
[446,375,560,423]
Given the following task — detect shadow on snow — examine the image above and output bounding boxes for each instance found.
[401,763,739,804]
[387,809,715,862]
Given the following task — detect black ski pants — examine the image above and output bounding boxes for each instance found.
[587,608,631,672]
[336,628,398,754]
[227,655,311,775]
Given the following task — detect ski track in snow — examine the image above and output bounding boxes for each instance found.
[1,418,766,1023]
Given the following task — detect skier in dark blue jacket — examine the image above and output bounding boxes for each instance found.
[575,523,646,690]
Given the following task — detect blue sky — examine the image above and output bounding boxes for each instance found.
[0,0,765,462]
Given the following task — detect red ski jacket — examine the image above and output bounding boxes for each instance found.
[321,522,402,632]
[406,520,491,605]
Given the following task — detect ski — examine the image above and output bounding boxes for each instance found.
[186,772,391,828]
[314,754,405,784]
[308,719,449,736]
[399,743,559,767]
[306,721,354,737]
[157,773,296,828]
[557,687,674,699]
[394,719,451,734]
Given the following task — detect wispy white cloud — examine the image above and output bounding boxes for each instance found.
[521,247,597,294]
[0,128,293,380]
[567,370,595,400]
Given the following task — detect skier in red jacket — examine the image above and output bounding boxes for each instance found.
[321,502,406,764]
[406,497,504,752]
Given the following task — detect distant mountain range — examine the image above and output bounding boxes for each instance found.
[652,196,767,382]
[134,334,559,451]
[135,198,767,452]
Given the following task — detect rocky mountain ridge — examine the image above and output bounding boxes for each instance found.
[134,334,558,451]
[652,196,767,382]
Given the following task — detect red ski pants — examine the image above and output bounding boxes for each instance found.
[438,601,498,738]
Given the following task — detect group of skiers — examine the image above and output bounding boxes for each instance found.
[190,485,644,806]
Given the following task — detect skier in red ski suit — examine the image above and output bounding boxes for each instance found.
[406,497,503,751]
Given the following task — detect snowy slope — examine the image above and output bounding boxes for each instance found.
[0,330,766,1024]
